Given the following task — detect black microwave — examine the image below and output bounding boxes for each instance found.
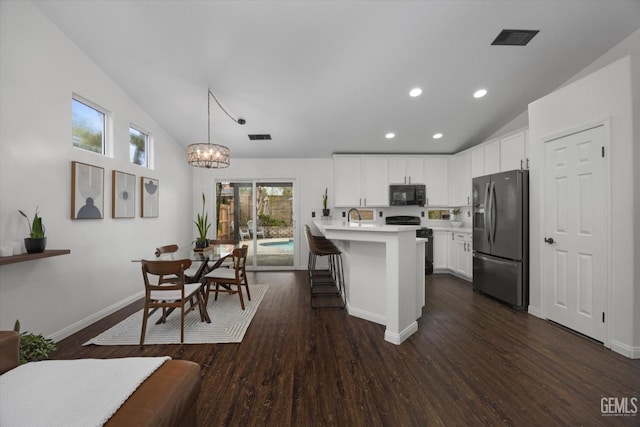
[389,184,426,206]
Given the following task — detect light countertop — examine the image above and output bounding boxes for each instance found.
[313,219,421,233]
[429,226,472,233]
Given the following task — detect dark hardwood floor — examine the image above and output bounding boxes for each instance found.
[52,272,640,426]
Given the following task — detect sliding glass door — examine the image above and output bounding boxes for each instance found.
[216,180,294,269]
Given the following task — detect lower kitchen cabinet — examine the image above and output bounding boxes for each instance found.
[432,229,472,281]
[452,232,472,280]
[432,230,449,271]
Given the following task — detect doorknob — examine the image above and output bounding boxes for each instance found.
[544,237,555,244]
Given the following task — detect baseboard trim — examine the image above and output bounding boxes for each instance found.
[49,291,144,342]
[346,304,386,326]
[610,340,640,359]
[384,321,419,345]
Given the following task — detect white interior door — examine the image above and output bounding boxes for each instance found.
[543,125,607,342]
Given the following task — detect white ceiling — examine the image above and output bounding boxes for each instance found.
[34,0,640,159]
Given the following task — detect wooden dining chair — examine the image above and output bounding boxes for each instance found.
[154,244,179,258]
[206,239,239,270]
[203,245,250,310]
[140,259,207,345]
[154,243,201,280]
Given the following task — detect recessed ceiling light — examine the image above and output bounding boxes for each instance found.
[433,133,443,140]
[385,132,396,139]
[473,89,487,98]
[409,88,422,97]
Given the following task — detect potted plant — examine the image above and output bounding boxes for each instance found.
[13,320,56,364]
[450,208,462,221]
[18,206,46,253]
[322,188,330,217]
[193,192,211,249]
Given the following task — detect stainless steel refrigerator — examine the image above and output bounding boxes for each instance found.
[472,169,529,309]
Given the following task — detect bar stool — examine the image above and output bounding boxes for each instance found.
[304,225,345,309]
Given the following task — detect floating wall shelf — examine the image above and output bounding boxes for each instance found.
[0,249,71,266]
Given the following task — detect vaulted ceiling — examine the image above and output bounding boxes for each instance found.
[34,0,640,158]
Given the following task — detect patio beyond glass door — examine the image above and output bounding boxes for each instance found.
[216,181,294,269]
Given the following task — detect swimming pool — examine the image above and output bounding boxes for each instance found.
[259,239,294,251]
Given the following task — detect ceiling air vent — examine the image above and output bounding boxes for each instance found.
[491,29,539,46]
[248,134,272,141]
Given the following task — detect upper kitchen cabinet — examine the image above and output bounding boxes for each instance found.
[500,130,528,171]
[450,151,471,206]
[424,156,449,206]
[484,139,501,175]
[334,155,388,207]
[470,145,485,178]
[388,157,424,184]
[472,139,501,178]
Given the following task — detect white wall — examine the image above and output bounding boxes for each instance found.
[191,158,333,269]
[528,55,639,357]
[0,1,192,339]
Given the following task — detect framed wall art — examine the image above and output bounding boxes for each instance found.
[141,177,159,218]
[71,161,104,219]
[112,170,135,218]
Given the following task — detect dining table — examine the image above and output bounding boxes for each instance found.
[132,243,237,324]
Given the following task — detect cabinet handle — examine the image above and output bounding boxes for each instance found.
[526,158,530,169]
[451,233,454,241]
[408,176,411,184]
[359,198,362,206]
[467,196,470,205]
[520,159,523,169]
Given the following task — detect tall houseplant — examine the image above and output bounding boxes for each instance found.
[194,192,211,249]
[18,207,47,253]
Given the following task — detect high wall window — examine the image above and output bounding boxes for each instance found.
[129,126,149,167]
[72,96,107,154]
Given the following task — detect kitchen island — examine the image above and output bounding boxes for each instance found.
[312,219,424,344]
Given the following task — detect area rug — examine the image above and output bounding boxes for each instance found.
[84,284,268,345]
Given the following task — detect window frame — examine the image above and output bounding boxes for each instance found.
[129,124,151,168]
[71,94,111,156]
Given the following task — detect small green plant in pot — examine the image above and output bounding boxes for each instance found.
[13,319,56,364]
[194,192,211,249]
[322,188,330,217]
[18,206,47,253]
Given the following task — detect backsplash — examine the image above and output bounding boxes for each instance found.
[336,206,472,228]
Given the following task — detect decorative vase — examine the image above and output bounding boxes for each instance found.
[322,209,330,217]
[24,237,46,254]
[195,239,208,249]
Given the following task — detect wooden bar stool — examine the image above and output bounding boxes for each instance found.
[304,225,345,309]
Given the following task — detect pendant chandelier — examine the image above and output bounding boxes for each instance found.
[187,89,245,169]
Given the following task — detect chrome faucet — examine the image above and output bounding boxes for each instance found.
[347,208,362,223]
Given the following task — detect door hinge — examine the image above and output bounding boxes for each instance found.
[602,312,605,323]
[602,146,605,158]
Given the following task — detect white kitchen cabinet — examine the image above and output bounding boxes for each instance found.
[500,131,528,171]
[450,151,472,206]
[484,139,501,175]
[447,231,456,271]
[334,156,362,207]
[452,232,472,280]
[388,157,424,184]
[432,230,449,271]
[361,157,388,206]
[333,155,388,207]
[471,146,485,178]
[424,156,449,206]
